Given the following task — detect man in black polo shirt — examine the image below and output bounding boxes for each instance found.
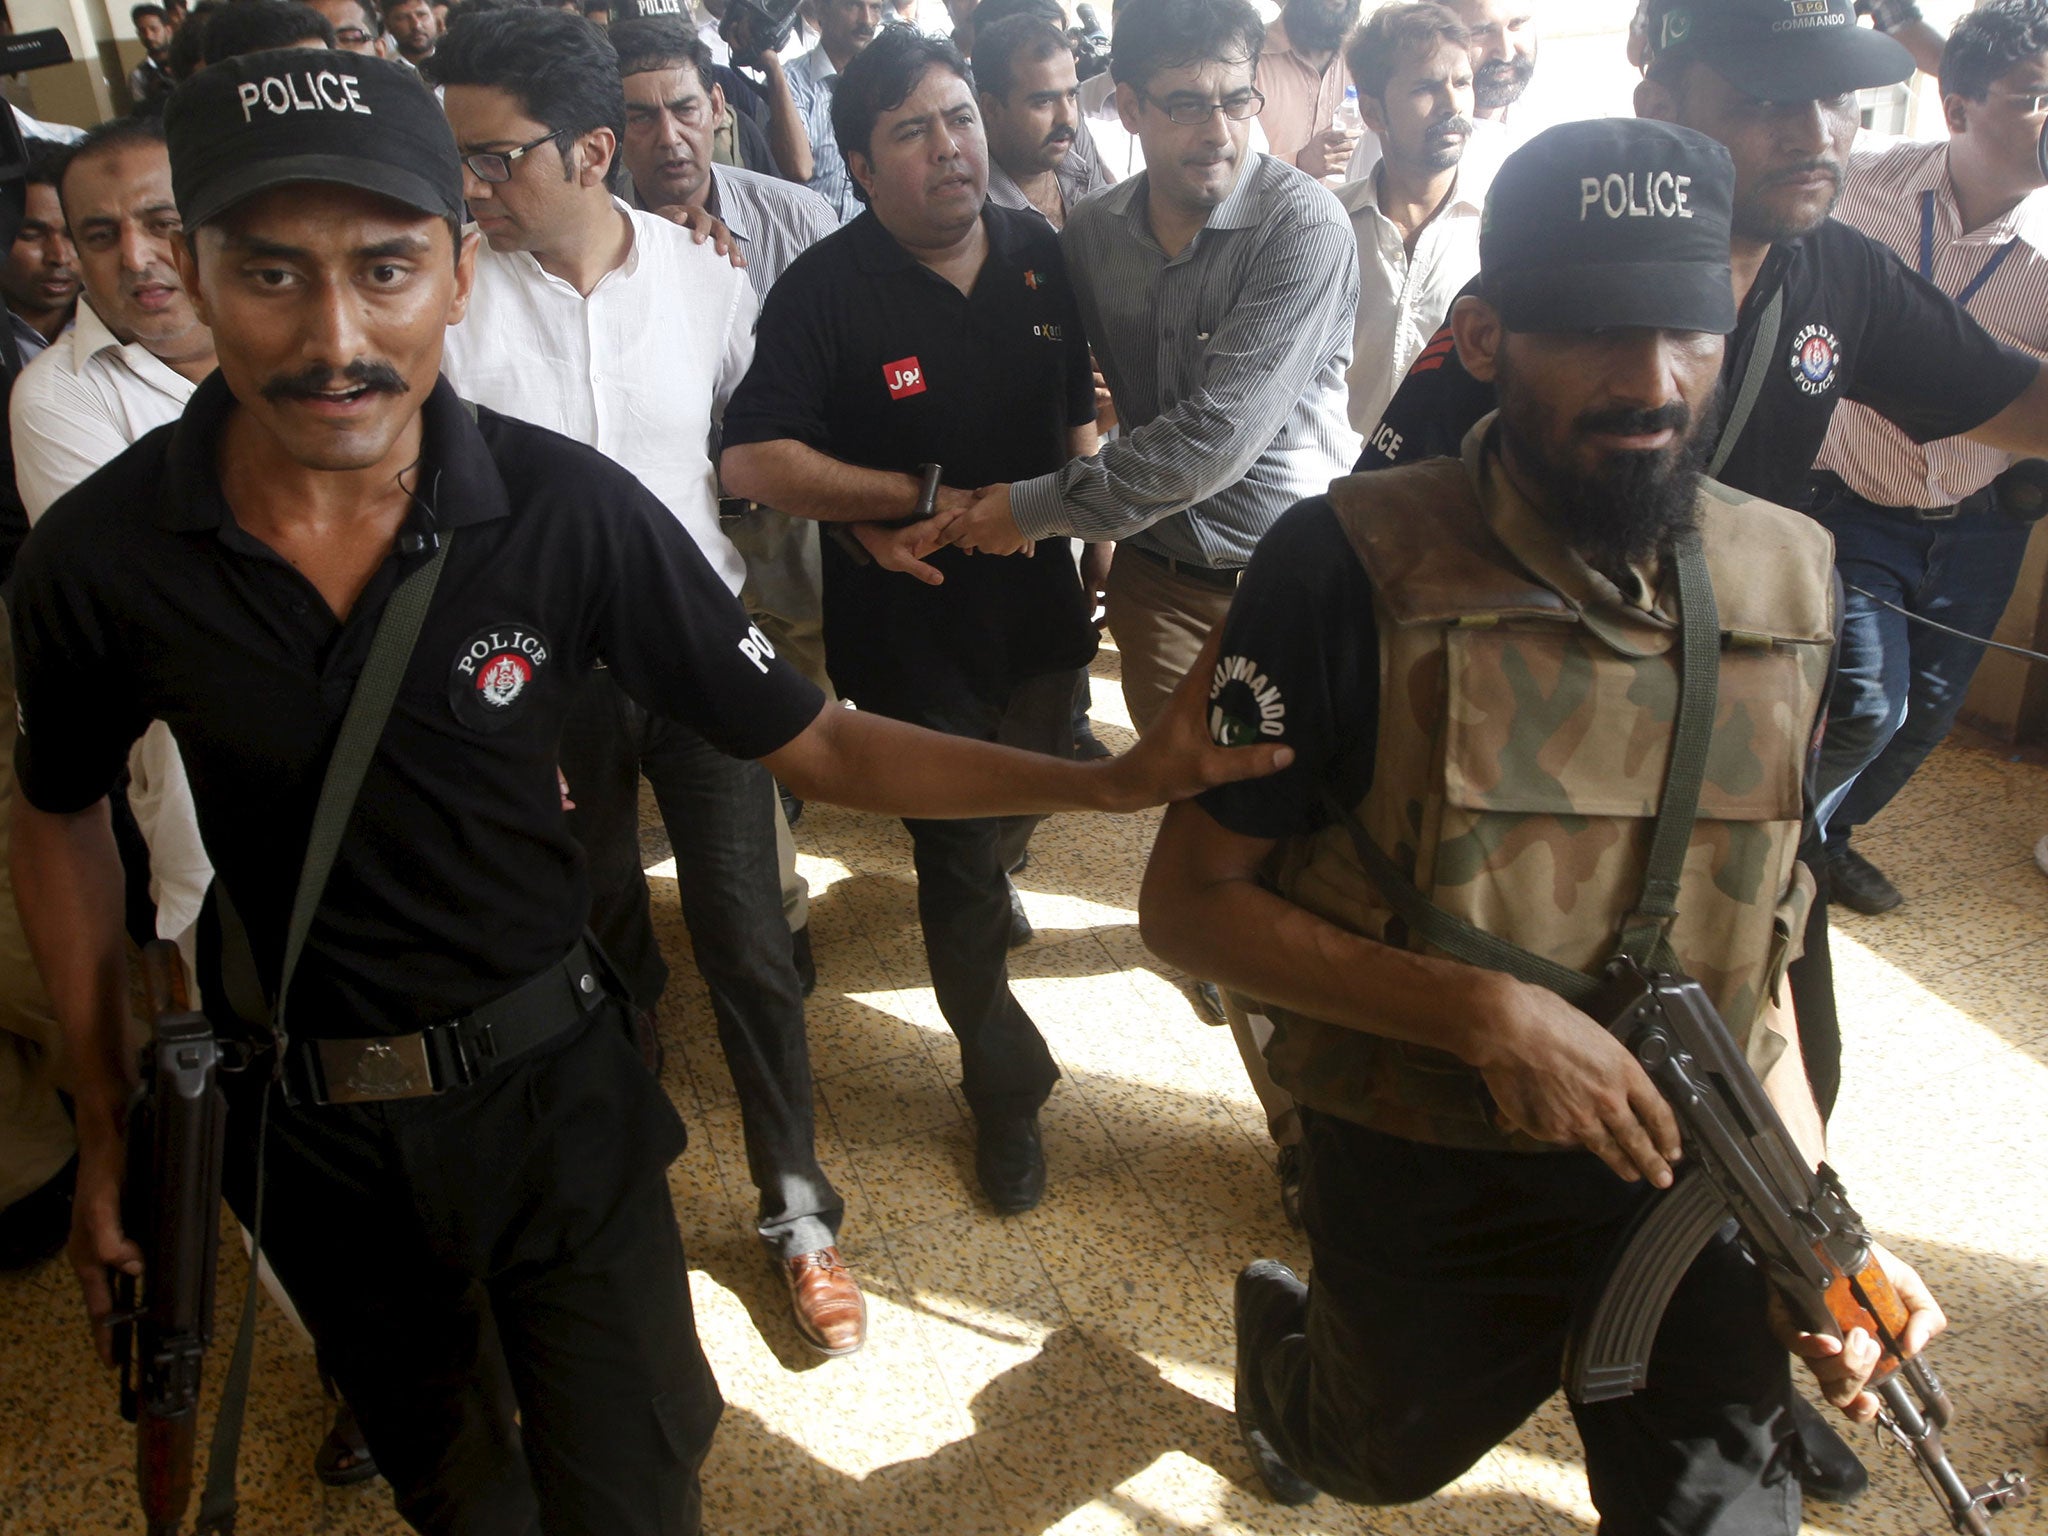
[1367,0,2048,508]
[10,51,1282,1535]
[721,27,1099,1216]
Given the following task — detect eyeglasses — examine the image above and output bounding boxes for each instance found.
[461,128,567,184]
[1139,89,1265,126]
[334,26,375,43]
[1995,91,2048,113]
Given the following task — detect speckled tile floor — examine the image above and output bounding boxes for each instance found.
[5,645,2046,1536]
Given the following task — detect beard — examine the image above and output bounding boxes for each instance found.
[1497,368,1719,582]
[1474,54,1535,111]
[1284,0,1362,54]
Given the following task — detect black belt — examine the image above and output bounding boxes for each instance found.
[1808,471,1987,523]
[1127,543,1243,592]
[284,940,607,1106]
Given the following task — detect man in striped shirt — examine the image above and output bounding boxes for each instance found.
[1808,0,2048,915]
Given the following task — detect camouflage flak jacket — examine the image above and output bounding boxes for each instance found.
[1251,419,1836,1152]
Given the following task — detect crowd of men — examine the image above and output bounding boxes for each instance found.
[0,0,2043,1530]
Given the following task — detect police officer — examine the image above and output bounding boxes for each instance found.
[1140,119,1946,1528]
[10,51,1282,1535]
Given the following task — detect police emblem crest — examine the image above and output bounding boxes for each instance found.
[1786,323,1840,396]
[449,623,552,732]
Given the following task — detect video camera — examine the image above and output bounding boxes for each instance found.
[722,0,806,66]
[1071,3,1111,80]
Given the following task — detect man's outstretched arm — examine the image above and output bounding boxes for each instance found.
[765,628,1291,818]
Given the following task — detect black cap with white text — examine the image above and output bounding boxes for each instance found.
[1480,118,1737,336]
[164,49,463,229]
[1642,0,1913,101]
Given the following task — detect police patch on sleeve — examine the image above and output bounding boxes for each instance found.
[448,623,551,732]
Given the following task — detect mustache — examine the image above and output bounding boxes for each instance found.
[1761,157,1841,189]
[1043,126,1076,147]
[1426,114,1476,138]
[261,359,411,402]
[1574,401,1692,441]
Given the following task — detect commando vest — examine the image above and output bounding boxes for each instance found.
[1255,439,1836,1152]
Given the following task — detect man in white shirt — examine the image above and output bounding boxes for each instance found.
[10,119,214,967]
[786,0,885,220]
[433,10,868,1359]
[1336,3,1486,444]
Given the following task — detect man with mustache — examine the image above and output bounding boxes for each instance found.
[1804,0,2048,918]
[785,0,887,221]
[977,14,1110,229]
[1336,3,1484,440]
[432,9,873,1360]
[1450,0,1533,122]
[1143,116,1947,1524]
[721,28,1104,1217]
[1255,0,1364,179]
[13,46,1283,1535]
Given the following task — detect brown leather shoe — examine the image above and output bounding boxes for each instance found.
[785,1247,866,1357]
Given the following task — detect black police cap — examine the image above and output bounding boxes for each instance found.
[165,49,463,230]
[1643,0,1913,101]
[1481,118,1737,336]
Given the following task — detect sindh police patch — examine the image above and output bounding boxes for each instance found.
[1787,323,1840,396]
[449,623,551,732]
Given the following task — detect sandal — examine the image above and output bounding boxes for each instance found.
[314,1401,380,1488]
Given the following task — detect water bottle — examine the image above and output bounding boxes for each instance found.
[1335,83,1363,136]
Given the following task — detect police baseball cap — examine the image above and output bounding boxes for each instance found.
[1643,0,1913,101]
[1481,119,1737,335]
[164,49,463,230]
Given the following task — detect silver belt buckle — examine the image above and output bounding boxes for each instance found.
[1915,503,1962,521]
[318,1034,437,1103]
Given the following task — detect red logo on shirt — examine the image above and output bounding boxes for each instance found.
[883,356,927,399]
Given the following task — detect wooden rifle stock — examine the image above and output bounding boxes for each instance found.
[1564,962,2026,1534]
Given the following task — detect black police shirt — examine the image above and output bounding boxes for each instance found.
[12,375,825,1040]
[721,203,1099,720]
[1360,218,2040,510]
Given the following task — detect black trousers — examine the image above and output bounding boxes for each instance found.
[559,669,842,1259]
[879,672,1073,1118]
[1253,1111,1800,1535]
[224,1004,722,1536]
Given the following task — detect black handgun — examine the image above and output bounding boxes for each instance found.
[1563,962,2028,1535]
[111,941,229,1536]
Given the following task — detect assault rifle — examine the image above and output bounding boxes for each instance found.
[111,941,229,1536]
[1564,961,2028,1535]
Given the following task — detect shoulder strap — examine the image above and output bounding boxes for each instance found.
[1708,284,1783,481]
[195,529,454,1534]
[1328,535,1720,1000]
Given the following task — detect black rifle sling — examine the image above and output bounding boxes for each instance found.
[195,528,454,1533]
[1324,531,1720,1002]
[1708,283,1782,482]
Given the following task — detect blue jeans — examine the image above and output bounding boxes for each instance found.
[1807,478,2034,854]
[561,670,842,1261]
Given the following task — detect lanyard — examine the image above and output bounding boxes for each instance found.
[1920,188,2017,306]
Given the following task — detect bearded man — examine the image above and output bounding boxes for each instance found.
[1140,117,1946,1528]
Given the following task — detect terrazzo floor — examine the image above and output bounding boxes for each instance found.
[3,644,2045,1536]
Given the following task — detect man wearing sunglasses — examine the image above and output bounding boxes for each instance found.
[308,0,391,57]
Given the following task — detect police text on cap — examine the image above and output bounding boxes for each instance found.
[1578,170,1693,222]
[236,68,373,123]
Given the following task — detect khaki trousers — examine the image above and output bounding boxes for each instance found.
[1102,549,1300,1148]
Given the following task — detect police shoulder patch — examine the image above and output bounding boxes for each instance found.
[448,623,552,732]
